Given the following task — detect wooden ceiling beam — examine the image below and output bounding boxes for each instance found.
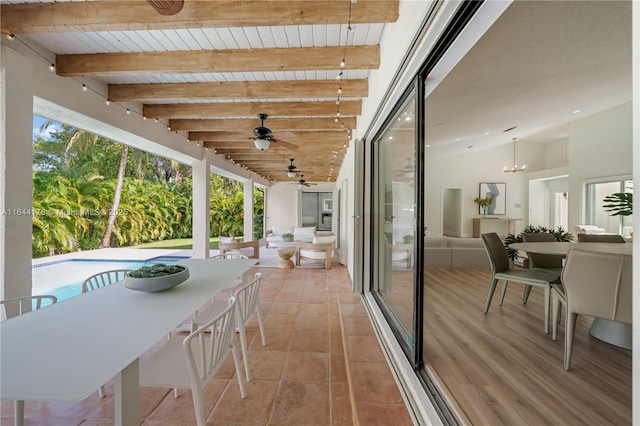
[56,46,379,77]
[145,100,361,119]
[170,117,357,132]
[192,130,349,142]
[109,79,368,102]
[1,1,399,34]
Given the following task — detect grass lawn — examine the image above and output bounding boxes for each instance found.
[132,237,245,250]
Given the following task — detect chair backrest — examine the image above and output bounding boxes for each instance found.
[481,232,510,273]
[561,249,632,323]
[522,232,563,268]
[577,234,626,243]
[82,269,131,293]
[232,272,262,327]
[183,296,237,412]
[209,253,249,259]
[1,295,57,321]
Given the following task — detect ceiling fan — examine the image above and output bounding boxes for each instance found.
[286,158,298,178]
[249,114,298,151]
[290,174,315,187]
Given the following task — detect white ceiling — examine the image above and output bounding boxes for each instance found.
[425,0,632,156]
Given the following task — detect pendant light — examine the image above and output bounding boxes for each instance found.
[503,138,526,173]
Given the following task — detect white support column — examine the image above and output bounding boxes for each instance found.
[192,157,210,258]
[0,46,35,301]
[243,178,254,241]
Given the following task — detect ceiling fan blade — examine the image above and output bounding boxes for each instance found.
[271,138,299,150]
[272,131,296,139]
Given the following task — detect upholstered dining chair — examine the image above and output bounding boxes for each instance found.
[481,233,561,334]
[577,234,626,243]
[551,249,632,370]
[140,296,246,426]
[190,272,265,381]
[521,232,564,304]
[1,294,57,426]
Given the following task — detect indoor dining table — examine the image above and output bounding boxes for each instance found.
[509,241,633,348]
[0,258,257,426]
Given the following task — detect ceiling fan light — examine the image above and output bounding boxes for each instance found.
[287,171,296,178]
[254,138,270,151]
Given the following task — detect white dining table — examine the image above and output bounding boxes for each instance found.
[509,241,633,349]
[0,258,257,426]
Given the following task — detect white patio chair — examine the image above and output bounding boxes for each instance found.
[82,269,131,293]
[1,294,57,426]
[1,294,57,321]
[191,272,265,381]
[209,253,249,259]
[140,296,246,426]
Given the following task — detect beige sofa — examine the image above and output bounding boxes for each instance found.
[424,236,490,268]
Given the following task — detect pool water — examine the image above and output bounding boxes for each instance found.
[33,256,189,302]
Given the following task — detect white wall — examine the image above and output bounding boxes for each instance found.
[568,102,633,227]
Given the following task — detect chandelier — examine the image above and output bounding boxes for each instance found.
[503,138,526,173]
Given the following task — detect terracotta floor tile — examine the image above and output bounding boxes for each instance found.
[244,351,287,381]
[249,328,292,352]
[345,335,386,362]
[355,401,414,426]
[299,302,329,317]
[331,354,348,383]
[295,314,330,331]
[269,381,330,425]
[342,316,375,336]
[282,352,330,382]
[269,302,301,315]
[301,291,328,303]
[264,313,297,330]
[349,362,405,404]
[290,329,330,352]
[331,382,355,425]
[209,380,278,424]
[274,291,304,303]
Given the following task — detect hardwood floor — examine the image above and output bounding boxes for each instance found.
[423,267,632,425]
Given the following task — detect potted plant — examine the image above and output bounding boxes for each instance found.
[503,225,573,261]
[124,263,189,292]
[281,232,294,242]
[474,197,494,218]
[603,192,633,216]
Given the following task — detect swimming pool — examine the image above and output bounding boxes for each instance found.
[32,255,189,301]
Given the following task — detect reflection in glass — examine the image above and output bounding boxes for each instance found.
[372,88,417,349]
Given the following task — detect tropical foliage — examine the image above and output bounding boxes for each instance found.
[32,119,263,258]
[603,192,633,216]
[503,225,574,261]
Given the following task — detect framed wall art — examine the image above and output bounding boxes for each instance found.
[479,182,506,215]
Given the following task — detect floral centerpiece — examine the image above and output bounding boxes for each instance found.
[474,196,494,218]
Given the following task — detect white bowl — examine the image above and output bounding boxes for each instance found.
[124,268,190,293]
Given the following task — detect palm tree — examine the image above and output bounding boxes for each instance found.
[98,144,128,248]
[39,120,129,248]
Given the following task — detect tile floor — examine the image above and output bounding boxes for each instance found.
[1,262,414,425]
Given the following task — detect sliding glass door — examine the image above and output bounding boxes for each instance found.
[371,84,421,357]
